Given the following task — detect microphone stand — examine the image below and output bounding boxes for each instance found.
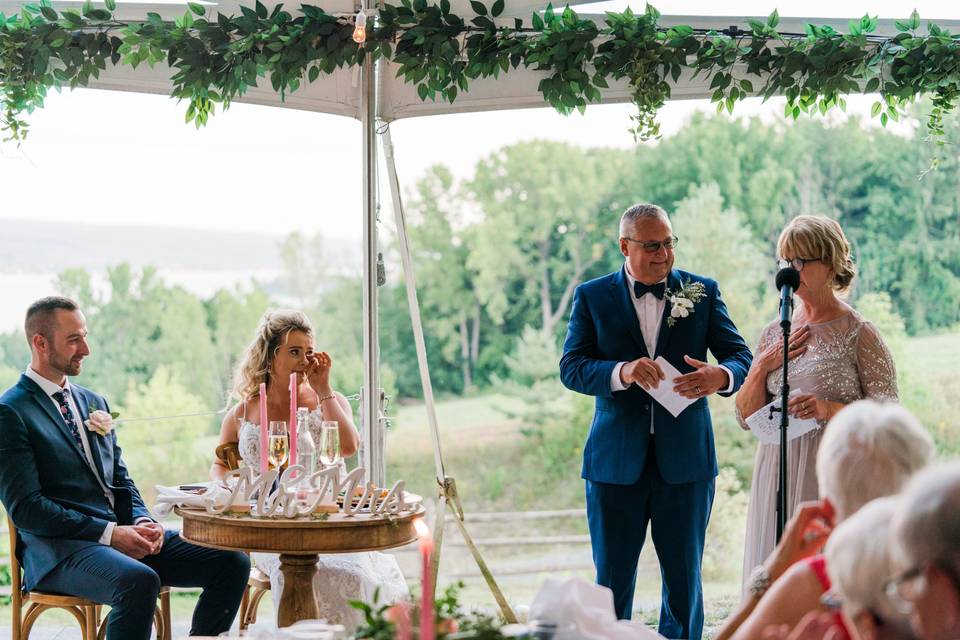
[775,280,795,542]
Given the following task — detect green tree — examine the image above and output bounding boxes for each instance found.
[279,231,329,308]
[0,364,19,390]
[117,366,213,506]
[402,165,485,393]
[205,282,271,402]
[671,183,775,346]
[0,331,29,372]
[68,265,221,413]
[467,141,629,338]
[54,268,98,308]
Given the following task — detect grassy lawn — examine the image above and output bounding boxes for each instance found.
[899,331,959,375]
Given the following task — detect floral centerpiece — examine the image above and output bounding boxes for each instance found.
[351,583,510,640]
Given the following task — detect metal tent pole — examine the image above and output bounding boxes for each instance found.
[360,45,384,486]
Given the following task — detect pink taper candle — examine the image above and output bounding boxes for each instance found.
[414,519,434,640]
[259,382,268,474]
[396,601,412,640]
[289,372,298,467]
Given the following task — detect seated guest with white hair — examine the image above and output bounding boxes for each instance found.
[825,496,916,640]
[888,462,960,640]
[721,400,934,640]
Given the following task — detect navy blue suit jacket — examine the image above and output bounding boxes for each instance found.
[560,267,752,485]
[0,375,151,591]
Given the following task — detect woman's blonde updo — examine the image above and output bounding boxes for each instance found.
[777,214,857,295]
[232,310,313,401]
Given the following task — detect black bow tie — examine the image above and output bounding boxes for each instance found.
[634,281,665,299]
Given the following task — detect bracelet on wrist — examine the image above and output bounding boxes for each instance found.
[747,565,771,597]
[318,393,336,403]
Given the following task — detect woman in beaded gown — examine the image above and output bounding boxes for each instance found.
[211,310,407,629]
[735,216,899,593]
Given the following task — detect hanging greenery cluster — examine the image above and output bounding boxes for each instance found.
[1,1,958,142]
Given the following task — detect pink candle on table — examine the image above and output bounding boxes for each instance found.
[289,372,298,467]
[396,601,412,640]
[414,519,434,640]
[259,382,268,474]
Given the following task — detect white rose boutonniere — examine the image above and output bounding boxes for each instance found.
[85,410,119,436]
[666,280,707,327]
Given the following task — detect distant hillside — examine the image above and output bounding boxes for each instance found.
[0,218,287,273]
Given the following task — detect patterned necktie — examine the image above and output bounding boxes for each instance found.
[634,281,666,299]
[52,389,84,450]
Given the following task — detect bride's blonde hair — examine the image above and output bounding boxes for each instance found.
[232,310,314,402]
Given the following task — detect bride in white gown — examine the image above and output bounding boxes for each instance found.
[211,310,408,629]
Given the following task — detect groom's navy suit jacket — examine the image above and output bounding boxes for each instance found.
[560,267,752,485]
[0,375,151,591]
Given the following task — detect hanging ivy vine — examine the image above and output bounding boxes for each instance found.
[1,1,957,143]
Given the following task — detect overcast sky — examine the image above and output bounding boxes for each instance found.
[1,1,955,240]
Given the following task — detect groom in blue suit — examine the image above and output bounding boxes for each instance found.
[0,296,250,639]
[560,204,752,639]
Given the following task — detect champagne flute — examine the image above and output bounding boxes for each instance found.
[318,421,341,468]
[268,420,289,469]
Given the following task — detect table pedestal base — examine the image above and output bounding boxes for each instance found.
[277,553,320,627]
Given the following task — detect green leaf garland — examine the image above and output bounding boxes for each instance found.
[2,3,959,144]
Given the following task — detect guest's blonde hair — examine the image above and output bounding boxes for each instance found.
[777,215,857,295]
[232,310,313,401]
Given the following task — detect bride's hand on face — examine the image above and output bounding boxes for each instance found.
[305,351,333,394]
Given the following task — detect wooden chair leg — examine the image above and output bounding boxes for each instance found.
[160,591,172,640]
[11,593,23,640]
[83,605,98,640]
[22,603,49,639]
[238,585,251,631]
[245,588,268,627]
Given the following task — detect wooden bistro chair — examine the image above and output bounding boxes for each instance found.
[7,516,171,640]
[215,441,272,630]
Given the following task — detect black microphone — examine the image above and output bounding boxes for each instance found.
[776,267,801,328]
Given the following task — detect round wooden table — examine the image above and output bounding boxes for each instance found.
[175,506,425,627]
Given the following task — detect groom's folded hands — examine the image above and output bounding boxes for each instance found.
[111,525,158,559]
[135,521,166,555]
[619,357,666,390]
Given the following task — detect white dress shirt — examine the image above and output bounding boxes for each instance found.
[24,366,126,545]
[608,268,733,432]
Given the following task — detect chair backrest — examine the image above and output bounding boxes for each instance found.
[215,442,242,471]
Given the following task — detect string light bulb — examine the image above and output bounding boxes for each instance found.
[352,9,367,44]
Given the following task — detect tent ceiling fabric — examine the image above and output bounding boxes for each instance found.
[4,0,960,120]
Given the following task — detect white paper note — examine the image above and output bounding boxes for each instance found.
[745,390,820,445]
[645,357,697,418]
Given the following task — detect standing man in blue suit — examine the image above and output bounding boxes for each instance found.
[0,296,250,640]
[560,204,752,639]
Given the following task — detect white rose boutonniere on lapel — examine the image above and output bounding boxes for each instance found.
[85,410,119,436]
[666,280,707,327]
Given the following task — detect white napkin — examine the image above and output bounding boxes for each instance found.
[528,576,663,640]
[153,481,234,517]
